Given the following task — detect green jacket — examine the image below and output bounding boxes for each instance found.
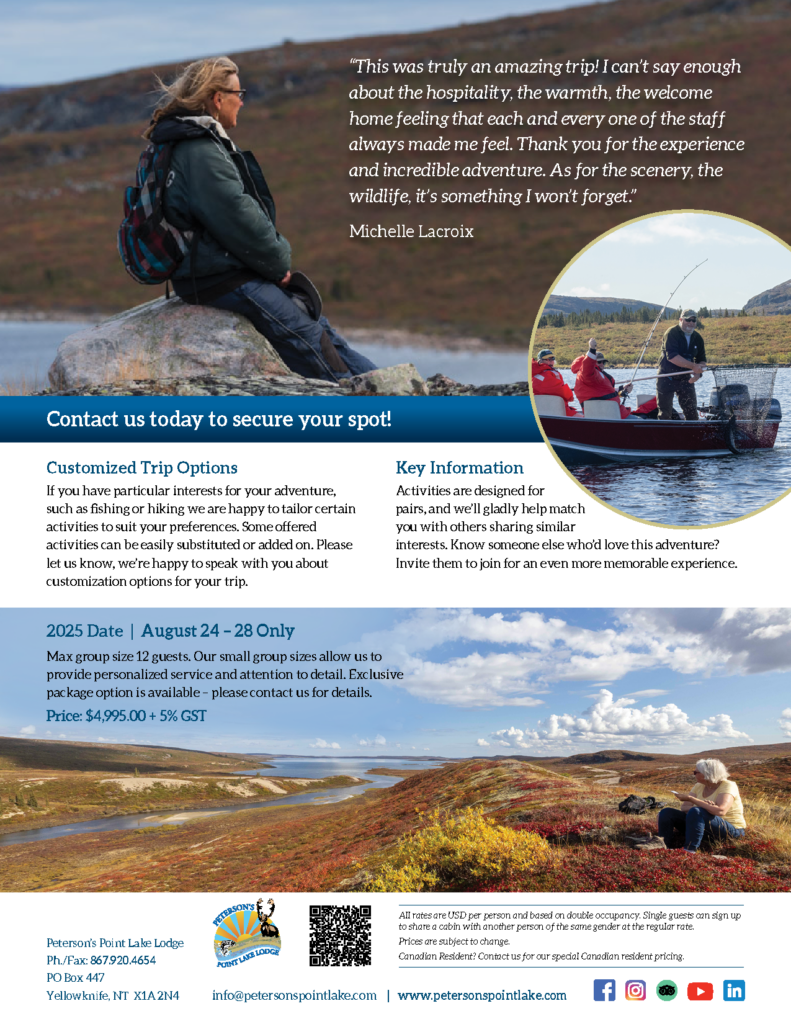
[153,116,291,286]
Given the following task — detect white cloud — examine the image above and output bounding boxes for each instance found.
[359,735,386,747]
[624,689,670,697]
[779,709,791,737]
[493,726,528,748]
[476,738,490,747]
[353,608,791,709]
[310,738,340,749]
[562,284,612,297]
[396,651,548,708]
[601,214,767,248]
[490,689,751,753]
[748,622,791,641]
[19,725,35,735]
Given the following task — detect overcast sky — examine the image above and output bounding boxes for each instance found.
[552,212,791,310]
[4,607,790,757]
[0,0,598,87]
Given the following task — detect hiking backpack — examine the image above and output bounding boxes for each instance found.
[117,141,193,285]
[618,794,664,814]
[618,795,648,814]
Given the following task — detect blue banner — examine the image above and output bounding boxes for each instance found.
[0,396,541,443]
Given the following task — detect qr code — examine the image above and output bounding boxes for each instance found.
[309,904,372,966]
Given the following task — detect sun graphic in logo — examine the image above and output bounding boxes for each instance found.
[214,900,282,962]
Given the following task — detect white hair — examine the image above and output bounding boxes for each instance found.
[695,758,729,784]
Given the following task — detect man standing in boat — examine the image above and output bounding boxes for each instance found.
[657,310,707,420]
[571,339,632,418]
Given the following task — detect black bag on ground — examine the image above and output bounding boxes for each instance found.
[619,795,648,814]
[618,794,666,814]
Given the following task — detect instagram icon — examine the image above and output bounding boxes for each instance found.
[625,981,647,1001]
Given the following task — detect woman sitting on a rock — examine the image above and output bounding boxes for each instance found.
[657,758,746,853]
[144,57,376,382]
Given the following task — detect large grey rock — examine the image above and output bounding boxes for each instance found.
[347,363,428,396]
[48,296,292,389]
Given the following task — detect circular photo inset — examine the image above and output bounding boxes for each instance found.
[530,211,791,527]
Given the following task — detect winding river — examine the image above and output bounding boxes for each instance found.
[0,757,440,847]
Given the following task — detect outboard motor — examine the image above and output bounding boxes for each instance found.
[708,366,780,449]
[763,397,782,421]
[708,382,751,418]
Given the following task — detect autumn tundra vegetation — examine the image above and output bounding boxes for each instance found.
[532,314,791,367]
[1,739,790,893]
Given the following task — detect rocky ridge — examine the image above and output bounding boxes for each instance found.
[745,279,791,316]
[35,373,527,398]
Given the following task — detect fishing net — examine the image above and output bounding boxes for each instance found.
[710,364,777,440]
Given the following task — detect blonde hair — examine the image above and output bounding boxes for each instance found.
[145,57,239,138]
[695,758,730,784]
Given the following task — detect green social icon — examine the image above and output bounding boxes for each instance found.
[656,980,678,1001]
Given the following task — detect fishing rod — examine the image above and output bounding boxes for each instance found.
[614,368,710,387]
[627,259,708,386]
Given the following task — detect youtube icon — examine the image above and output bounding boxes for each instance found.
[687,983,714,1001]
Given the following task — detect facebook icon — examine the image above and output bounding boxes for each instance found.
[723,980,745,1001]
[594,980,616,1001]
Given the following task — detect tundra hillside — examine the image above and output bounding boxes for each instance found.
[0,0,789,344]
[1,742,789,893]
[0,737,362,835]
[533,313,791,365]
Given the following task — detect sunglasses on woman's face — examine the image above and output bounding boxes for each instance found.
[219,89,247,100]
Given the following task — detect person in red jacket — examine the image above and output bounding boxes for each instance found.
[531,348,578,415]
[570,339,632,418]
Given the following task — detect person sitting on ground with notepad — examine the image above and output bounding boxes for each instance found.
[656,758,746,853]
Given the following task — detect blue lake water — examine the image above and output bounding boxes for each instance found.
[0,321,93,391]
[236,756,441,782]
[553,367,791,525]
[0,758,441,847]
[0,321,527,387]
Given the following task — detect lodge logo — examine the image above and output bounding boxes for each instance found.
[213,897,282,967]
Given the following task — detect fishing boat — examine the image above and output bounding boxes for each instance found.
[535,383,782,464]
[535,258,782,465]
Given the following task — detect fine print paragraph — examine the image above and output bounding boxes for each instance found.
[347,56,745,219]
[396,906,743,964]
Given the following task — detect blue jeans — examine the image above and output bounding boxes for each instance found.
[657,806,745,852]
[210,279,377,382]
